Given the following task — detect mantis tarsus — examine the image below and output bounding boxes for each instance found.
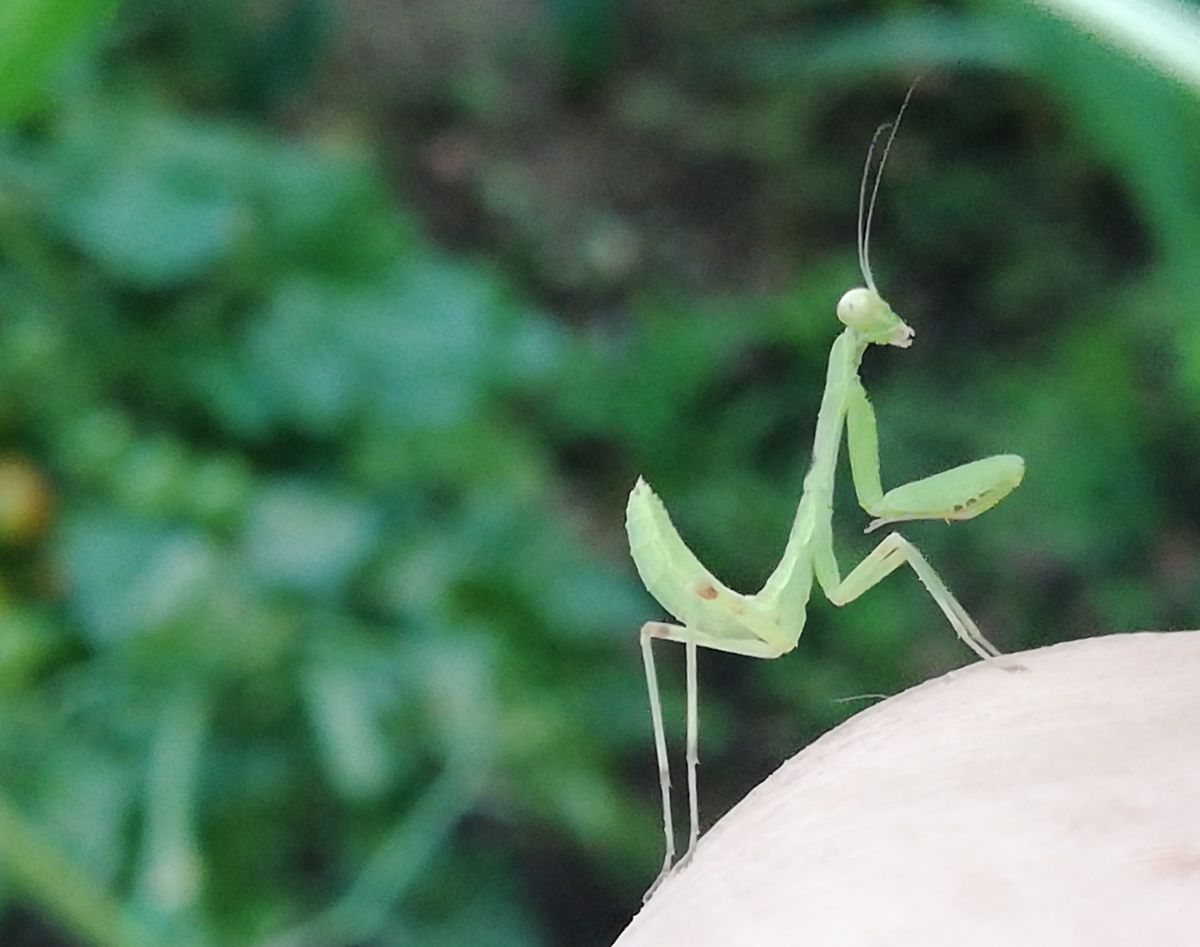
[625,89,1025,899]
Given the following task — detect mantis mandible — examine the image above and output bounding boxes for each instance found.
[625,89,1025,899]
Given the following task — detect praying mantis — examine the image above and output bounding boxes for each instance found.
[625,90,1025,899]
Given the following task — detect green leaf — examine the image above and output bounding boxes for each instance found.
[57,166,242,289]
[0,0,116,126]
[245,258,534,434]
[241,481,380,597]
[302,652,397,801]
[57,513,223,646]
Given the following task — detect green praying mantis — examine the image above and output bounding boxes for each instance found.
[625,90,1025,899]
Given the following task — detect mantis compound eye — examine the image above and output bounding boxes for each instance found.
[836,287,878,329]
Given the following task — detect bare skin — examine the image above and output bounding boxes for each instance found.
[615,632,1200,945]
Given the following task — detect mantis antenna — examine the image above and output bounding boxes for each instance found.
[858,81,918,293]
[626,82,1024,902]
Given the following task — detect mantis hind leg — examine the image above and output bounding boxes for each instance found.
[685,639,699,864]
[640,622,676,900]
[639,624,703,900]
[825,532,1018,667]
[639,621,781,900]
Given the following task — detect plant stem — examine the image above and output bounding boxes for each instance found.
[254,761,483,947]
[0,790,154,947]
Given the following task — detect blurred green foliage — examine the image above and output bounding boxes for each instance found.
[0,0,116,124]
[0,1,1199,946]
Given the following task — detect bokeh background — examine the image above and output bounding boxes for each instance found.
[1,1,1199,945]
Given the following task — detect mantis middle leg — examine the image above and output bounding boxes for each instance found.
[814,530,1002,661]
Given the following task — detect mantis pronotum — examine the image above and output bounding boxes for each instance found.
[625,89,1024,899]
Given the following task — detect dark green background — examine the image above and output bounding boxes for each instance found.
[1,1,1199,945]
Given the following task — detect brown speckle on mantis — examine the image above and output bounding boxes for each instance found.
[625,88,1025,900]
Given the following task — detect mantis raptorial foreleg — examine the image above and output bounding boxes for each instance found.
[846,376,1024,533]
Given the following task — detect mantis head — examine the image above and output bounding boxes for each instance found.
[837,287,914,348]
[843,82,918,349]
